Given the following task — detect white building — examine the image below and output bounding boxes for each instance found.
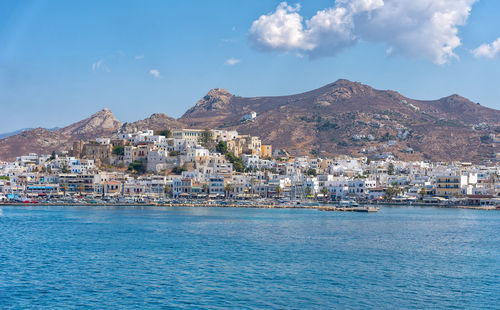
[209,176,225,196]
[147,149,169,173]
[186,145,209,162]
[242,112,257,121]
[325,180,350,200]
[69,158,95,174]
[213,130,238,142]
[348,179,376,196]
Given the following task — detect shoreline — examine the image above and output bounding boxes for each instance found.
[0,202,498,211]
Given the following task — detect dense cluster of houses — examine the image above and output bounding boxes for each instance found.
[1,128,500,206]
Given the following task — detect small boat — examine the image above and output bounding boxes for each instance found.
[353,206,379,212]
[302,201,320,207]
[338,200,359,208]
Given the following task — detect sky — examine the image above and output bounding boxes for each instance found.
[1,0,500,133]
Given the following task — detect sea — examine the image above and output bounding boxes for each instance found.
[1,205,499,309]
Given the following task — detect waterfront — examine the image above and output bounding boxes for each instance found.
[1,206,500,309]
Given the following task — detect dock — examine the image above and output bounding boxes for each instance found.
[1,201,380,212]
[319,206,380,212]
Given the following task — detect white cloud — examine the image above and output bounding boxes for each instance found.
[149,69,161,78]
[225,57,241,65]
[473,37,500,59]
[91,59,110,72]
[249,0,478,64]
[135,55,144,60]
[249,3,313,51]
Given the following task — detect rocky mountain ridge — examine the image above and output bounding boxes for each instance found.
[1,79,499,162]
[0,109,122,161]
[120,113,185,133]
[178,79,500,162]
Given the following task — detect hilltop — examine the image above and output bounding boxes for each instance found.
[0,108,121,161]
[178,79,500,162]
[1,80,499,162]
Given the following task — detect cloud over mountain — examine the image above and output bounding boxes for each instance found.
[249,0,477,64]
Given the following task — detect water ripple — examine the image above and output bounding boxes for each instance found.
[1,206,500,309]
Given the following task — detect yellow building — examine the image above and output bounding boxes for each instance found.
[435,175,466,197]
[261,145,272,158]
[227,135,262,157]
[246,136,262,156]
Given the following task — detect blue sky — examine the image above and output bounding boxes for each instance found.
[1,0,500,133]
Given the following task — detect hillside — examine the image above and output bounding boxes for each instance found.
[120,113,185,133]
[1,80,499,163]
[0,108,121,161]
[179,79,500,162]
[0,127,59,140]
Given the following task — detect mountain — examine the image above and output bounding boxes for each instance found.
[120,113,185,133]
[1,80,498,163]
[0,108,121,161]
[0,128,34,140]
[0,127,59,140]
[179,79,500,162]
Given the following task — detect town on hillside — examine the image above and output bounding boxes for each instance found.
[1,128,499,208]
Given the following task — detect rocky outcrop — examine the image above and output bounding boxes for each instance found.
[0,108,122,161]
[178,79,500,162]
[121,113,186,133]
[60,108,121,137]
[183,88,234,116]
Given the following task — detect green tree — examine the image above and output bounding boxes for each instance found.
[113,145,125,156]
[305,186,312,198]
[202,183,209,197]
[226,152,245,172]
[199,129,215,149]
[216,141,228,154]
[387,163,395,175]
[164,184,171,198]
[224,183,233,199]
[305,168,317,176]
[158,129,172,138]
[171,166,187,175]
[50,151,56,161]
[321,186,329,201]
[169,150,181,157]
[384,187,396,200]
[128,160,146,174]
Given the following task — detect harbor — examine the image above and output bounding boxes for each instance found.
[4,199,500,212]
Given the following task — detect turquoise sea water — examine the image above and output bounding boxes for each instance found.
[1,206,500,309]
